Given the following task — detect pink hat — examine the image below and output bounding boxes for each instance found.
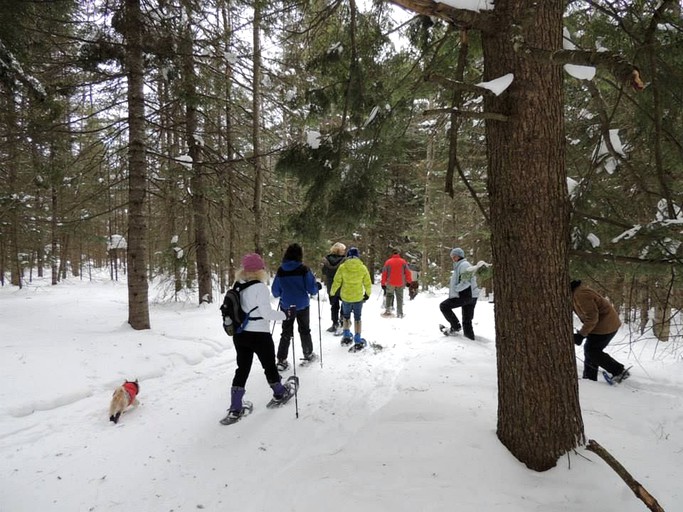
[242,253,265,271]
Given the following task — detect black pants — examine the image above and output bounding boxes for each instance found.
[439,287,476,336]
[583,331,624,380]
[277,306,314,360]
[232,331,281,388]
[329,294,342,325]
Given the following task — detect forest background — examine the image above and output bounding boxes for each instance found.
[1,0,681,475]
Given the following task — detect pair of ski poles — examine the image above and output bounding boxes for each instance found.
[274,294,324,419]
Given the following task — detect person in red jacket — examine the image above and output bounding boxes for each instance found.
[380,249,413,318]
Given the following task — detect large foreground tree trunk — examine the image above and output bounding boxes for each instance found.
[124,0,150,330]
[482,1,583,470]
[389,0,585,470]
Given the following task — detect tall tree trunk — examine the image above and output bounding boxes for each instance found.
[251,1,263,254]
[124,0,150,329]
[181,2,212,304]
[6,97,22,287]
[220,0,237,290]
[482,1,583,470]
[50,180,59,285]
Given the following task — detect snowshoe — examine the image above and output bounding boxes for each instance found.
[340,328,353,346]
[326,324,337,333]
[276,359,289,371]
[299,353,318,366]
[603,366,632,385]
[349,339,367,352]
[439,324,461,337]
[219,400,254,425]
[380,310,394,318]
[266,376,299,408]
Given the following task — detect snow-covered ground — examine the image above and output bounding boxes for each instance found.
[0,271,681,511]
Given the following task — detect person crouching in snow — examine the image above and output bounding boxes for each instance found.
[439,247,479,340]
[271,243,322,369]
[380,248,413,318]
[571,280,629,383]
[331,246,372,350]
[221,253,295,425]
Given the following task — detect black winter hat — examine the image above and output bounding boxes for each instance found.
[283,243,303,262]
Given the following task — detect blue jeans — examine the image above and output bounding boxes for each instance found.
[341,301,363,322]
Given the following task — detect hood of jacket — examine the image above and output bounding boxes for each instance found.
[281,259,303,272]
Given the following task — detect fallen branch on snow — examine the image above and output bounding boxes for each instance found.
[586,439,665,512]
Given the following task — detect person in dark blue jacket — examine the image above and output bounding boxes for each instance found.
[271,243,321,369]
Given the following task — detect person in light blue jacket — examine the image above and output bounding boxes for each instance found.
[439,247,479,340]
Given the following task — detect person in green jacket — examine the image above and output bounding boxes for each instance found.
[330,247,372,350]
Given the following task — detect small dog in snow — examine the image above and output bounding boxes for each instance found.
[109,379,140,424]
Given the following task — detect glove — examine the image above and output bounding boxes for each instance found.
[286,305,297,319]
[316,282,323,291]
[363,293,369,302]
[381,285,386,296]
[573,332,585,346]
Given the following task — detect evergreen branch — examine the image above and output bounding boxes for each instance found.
[423,108,508,121]
[572,250,682,268]
[426,72,490,95]
[515,45,645,91]
[0,38,47,100]
[387,0,495,32]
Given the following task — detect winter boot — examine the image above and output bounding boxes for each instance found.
[463,323,475,340]
[612,368,631,383]
[229,386,245,413]
[350,332,367,352]
[341,318,353,345]
[276,359,289,371]
[269,380,292,405]
[220,387,248,425]
[326,323,336,332]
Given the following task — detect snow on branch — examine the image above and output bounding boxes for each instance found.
[0,39,47,101]
[514,41,645,91]
[388,0,496,31]
[475,73,513,96]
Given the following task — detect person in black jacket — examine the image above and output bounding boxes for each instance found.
[321,242,346,333]
[272,243,321,369]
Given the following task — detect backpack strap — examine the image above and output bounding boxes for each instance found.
[234,280,263,322]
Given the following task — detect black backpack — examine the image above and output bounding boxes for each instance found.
[220,280,263,336]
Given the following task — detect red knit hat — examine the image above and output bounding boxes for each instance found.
[242,253,265,271]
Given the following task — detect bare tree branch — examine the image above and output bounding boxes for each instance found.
[586,440,666,512]
[423,108,508,121]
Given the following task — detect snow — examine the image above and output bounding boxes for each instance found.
[563,28,596,81]
[306,130,321,149]
[364,106,380,127]
[438,0,494,12]
[587,233,600,248]
[106,234,127,251]
[0,271,681,512]
[475,73,513,96]
[595,129,626,174]
[177,154,193,169]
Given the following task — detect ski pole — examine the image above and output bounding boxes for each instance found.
[289,304,299,419]
[317,291,323,368]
